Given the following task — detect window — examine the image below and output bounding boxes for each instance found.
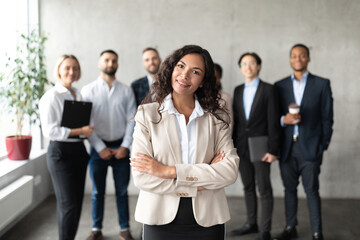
[0,0,40,158]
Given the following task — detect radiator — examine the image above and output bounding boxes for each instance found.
[0,175,34,231]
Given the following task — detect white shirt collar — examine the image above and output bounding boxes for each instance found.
[245,77,260,87]
[54,82,79,99]
[162,94,204,118]
[97,76,119,88]
[291,71,309,83]
[147,75,154,88]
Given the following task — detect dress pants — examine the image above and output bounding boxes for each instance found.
[239,150,273,232]
[143,198,225,240]
[47,141,89,240]
[89,145,130,230]
[280,141,322,233]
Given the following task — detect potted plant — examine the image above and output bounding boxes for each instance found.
[0,29,52,160]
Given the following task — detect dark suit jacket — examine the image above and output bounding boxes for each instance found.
[233,80,281,157]
[131,76,150,106]
[275,73,334,162]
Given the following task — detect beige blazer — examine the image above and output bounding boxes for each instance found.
[131,103,240,227]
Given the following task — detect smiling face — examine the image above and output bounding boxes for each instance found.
[290,46,310,72]
[171,53,205,98]
[240,55,261,82]
[58,58,80,88]
[143,50,161,75]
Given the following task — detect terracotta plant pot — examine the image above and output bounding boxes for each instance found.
[5,135,32,160]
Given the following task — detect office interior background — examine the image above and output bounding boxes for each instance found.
[0,0,359,237]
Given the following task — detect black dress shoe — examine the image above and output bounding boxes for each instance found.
[257,231,271,240]
[272,226,297,240]
[231,223,259,236]
[313,232,324,240]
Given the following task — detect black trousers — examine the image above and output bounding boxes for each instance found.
[280,141,322,233]
[239,150,273,232]
[143,198,225,240]
[47,141,89,240]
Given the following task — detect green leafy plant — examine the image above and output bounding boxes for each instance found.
[0,29,53,137]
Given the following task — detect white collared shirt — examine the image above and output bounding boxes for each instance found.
[162,94,204,164]
[81,77,137,152]
[39,82,82,142]
[147,75,154,89]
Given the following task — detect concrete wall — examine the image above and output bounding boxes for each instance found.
[40,0,360,198]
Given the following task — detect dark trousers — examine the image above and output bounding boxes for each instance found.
[239,151,273,232]
[143,198,225,240]
[89,146,130,230]
[280,142,322,233]
[47,141,89,240]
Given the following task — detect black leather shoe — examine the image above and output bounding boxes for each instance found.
[257,231,271,240]
[313,232,324,240]
[231,223,258,236]
[272,226,297,240]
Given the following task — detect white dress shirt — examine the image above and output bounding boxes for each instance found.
[147,75,154,89]
[81,77,137,152]
[162,94,204,164]
[39,83,82,142]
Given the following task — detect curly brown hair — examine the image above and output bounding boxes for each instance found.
[143,45,229,127]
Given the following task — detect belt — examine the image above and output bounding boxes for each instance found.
[102,138,123,147]
[293,135,298,142]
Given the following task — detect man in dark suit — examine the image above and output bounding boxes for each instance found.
[273,44,333,240]
[131,47,161,106]
[231,52,281,240]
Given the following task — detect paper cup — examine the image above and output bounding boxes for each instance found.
[289,107,300,114]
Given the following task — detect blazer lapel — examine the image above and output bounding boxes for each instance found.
[163,114,182,164]
[300,73,314,110]
[286,77,296,104]
[238,85,246,122]
[142,77,150,93]
[195,114,210,164]
[248,80,263,123]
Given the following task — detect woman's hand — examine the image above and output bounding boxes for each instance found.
[130,153,176,179]
[69,125,94,137]
[210,151,225,165]
[81,125,94,137]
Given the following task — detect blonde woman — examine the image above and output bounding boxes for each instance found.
[39,55,93,240]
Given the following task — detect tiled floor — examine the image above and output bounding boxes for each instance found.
[1,195,359,240]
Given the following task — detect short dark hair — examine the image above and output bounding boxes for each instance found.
[290,43,310,57]
[238,52,262,67]
[143,47,159,56]
[214,63,223,78]
[100,49,118,58]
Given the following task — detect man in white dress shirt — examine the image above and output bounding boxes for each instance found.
[81,50,136,240]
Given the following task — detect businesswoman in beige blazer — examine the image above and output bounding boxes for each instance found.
[130,45,240,240]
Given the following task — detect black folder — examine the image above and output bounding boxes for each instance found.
[61,100,92,138]
[248,136,268,162]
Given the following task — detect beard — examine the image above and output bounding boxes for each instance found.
[103,68,117,76]
[147,64,160,75]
